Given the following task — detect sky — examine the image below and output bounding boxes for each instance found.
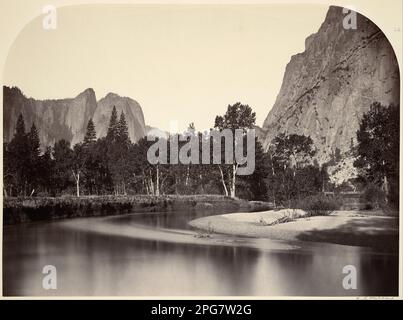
[4,4,329,132]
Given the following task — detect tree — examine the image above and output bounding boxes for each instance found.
[53,139,74,194]
[27,122,41,195]
[354,102,399,206]
[106,109,132,194]
[117,112,130,144]
[106,106,119,142]
[214,102,256,197]
[240,137,270,200]
[84,118,97,144]
[215,103,256,131]
[269,133,318,205]
[39,146,54,195]
[131,137,160,195]
[4,117,46,196]
[5,114,31,196]
[82,119,100,194]
[14,113,26,138]
[71,143,87,197]
[271,133,316,173]
[28,123,40,158]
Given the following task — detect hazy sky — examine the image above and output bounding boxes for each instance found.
[4,4,329,131]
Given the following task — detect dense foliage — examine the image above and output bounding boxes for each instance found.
[4,103,282,200]
[8,100,393,207]
[354,102,399,208]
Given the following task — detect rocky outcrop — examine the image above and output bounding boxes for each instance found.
[261,6,400,163]
[3,86,147,147]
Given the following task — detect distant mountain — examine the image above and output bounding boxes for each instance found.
[3,86,147,148]
[260,6,400,163]
[145,125,169,138]
[94,92,146,143]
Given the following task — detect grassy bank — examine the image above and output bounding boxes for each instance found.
[3,195,274,225]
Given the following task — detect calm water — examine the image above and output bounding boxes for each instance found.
[3,209,398,296]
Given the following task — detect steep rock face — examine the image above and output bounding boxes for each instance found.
[261,6,400,163]
[94,93,146,143]
[3,87,97,147]
[3,87,146,147]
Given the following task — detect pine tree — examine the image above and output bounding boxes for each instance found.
[14,113,26,140]
[82,118,98,195]
[117,111,130,144]
[106,106,118,141]
[107,111,131,195]
[84,118,97,144]
[6,114,31,196]
[28,122,40,158]
[39,146,54,195]
[26,122,41,195]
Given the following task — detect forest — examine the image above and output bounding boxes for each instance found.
[3,102,399,209]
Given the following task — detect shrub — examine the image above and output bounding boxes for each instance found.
[292,194,341,216]
[361,183,386,210]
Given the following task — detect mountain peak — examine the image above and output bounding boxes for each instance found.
[104,92,120,99]
[3,86,146,147]
[77,88,96,98]
[102,92,135,102]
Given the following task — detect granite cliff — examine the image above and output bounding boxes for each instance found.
[260,6,400,165]
[3,86,147,147]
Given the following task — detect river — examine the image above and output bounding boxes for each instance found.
[3,209,398,296]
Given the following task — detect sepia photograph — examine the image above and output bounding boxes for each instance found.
[0,0,401,300]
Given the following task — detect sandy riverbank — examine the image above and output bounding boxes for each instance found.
[189,209,399,252]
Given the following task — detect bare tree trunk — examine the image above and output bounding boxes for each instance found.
[185,166,190,186]
[144,177,150,195]
[199,174,204,193]
[175,176,179,195]
[144,179,148,194]
[383,175,389,204]
[72,171,80,197]
[156,165,160,196]
[148,170,155,195]
[230,163,237,198]
[218,165,229,197]
[149,178,154,195]
[77,173,80,197]
[122,181,127,195]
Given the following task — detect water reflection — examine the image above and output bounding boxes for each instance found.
[3,210,398,296]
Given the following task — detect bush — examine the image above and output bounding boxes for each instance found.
[292,194,341,216]
[361,183,386,210]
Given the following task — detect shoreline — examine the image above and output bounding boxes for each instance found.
[58,215,299,252]
[3,195,274,225]
[188,210,399,253]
